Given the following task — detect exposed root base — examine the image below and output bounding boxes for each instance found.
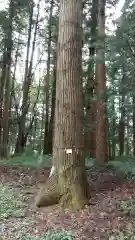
[59,191,88,210]
[36,169,89,210]
[36,173,59,207]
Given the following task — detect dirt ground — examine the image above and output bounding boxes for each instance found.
[0,165,135,239]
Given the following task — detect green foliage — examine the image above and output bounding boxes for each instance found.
[107,157,135,179]
[2,154,135,178]
[0,150,52,168]
[0,184,25,219]
[118,198,135,216]
[85,157,95,167]
[109,230,135,240]
[16,231,74,240]
[85,156,135,180]
[2,155,135,174]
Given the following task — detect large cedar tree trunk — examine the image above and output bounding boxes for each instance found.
[95,0,108,164]
[36,0,89,210]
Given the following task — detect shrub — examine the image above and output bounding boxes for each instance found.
[108,229,135,240]
[0,183,25,219]
[16,231,74,240]
[118,198,135,216]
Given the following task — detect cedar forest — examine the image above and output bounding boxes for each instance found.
[1,0,135,239]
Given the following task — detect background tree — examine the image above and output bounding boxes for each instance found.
[95,0,108,164]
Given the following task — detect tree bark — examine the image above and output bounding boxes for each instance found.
[95,0,108,165]
[36,0,89,210]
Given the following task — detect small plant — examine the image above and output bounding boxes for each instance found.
[118,198,135,216]
[0,183,26,219]
[44,231,74,240]
[108,229,135,240]
[16,231,74,240]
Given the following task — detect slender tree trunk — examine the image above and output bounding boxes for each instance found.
[10,38,19,110]
[15,1,40,154]
[112,93,116,159]
[45,51,56,154]
[126,117,130,156]
[1,0,14,158]
[36,0,89,210]
[95,0,108,165]
[133,95,135,156]
[119,95,125,156]
[85,100,96,157]
[43,0,54,154]
[109,68,117,159]
[40,96,45,152]
[119,73,126,156]
[15,3,33,154]
[0,37,7,153]
[85,0,97,158]
[32,118,37,149]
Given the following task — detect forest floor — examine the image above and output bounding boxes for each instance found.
[1,158,135,239]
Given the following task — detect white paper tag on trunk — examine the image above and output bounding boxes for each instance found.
[66,149,72,154]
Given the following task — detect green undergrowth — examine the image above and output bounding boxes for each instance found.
[0,151,52,169]
[107,157,135,179]
[85,157,95,167]
[117,198,135,216]
[1,152,135,179]
[0,183,26,219]
[16,231,74,240]
[86,156,135,179]
[109,229,135,240]
[0,182,74,239]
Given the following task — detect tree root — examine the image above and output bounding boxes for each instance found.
[36,173,59,207]
[36,165,89,210]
